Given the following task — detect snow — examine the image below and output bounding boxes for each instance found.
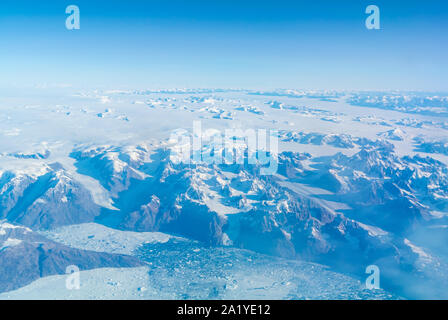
[40,223,174,255]
[1,88,448,299]
[404,238,432,264]
[0,238,23,249]
[0,221,32,235]
[357,222,388,237]
[0,267,153,300]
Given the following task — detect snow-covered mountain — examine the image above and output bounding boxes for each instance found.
[0,165,101,229]
[1,88,448,299]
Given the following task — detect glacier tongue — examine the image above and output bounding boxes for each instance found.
[0,220,143,293]
[0,234,397,300]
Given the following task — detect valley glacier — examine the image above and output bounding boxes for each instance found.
[1,88,448,299]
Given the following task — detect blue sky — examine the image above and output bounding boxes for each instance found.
[0,0,447,91]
